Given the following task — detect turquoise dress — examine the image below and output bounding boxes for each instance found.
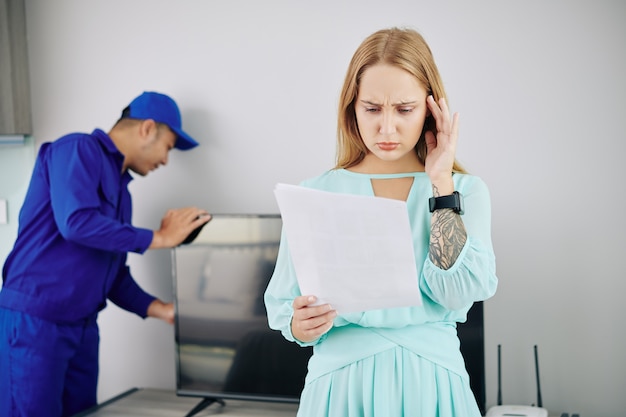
[264,169,498,417]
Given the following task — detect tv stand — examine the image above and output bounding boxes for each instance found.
[185,397,226,417]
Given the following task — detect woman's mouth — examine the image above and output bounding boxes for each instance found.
[377,142,399,151]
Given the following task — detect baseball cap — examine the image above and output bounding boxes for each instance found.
[122,91,199,150]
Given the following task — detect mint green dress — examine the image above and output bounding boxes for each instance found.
[264,169,498,417]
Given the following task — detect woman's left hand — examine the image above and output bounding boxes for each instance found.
[424,95,459,192]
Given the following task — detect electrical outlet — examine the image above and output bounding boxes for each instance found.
[0,199,7,224]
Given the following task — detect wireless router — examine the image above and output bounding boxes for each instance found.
[485,345,548,417]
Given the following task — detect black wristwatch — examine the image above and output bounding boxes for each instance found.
[429,191,464,215]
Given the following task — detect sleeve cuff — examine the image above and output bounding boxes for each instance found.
[132,228,154,254]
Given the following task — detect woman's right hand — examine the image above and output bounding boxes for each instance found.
[291,295,337,343]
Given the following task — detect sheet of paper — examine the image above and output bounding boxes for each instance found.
[274,183,422,314]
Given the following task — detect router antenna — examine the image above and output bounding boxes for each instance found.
[497,344,502,406]
[534,345,543,408]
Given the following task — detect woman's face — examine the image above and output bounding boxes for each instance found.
[355,63,429,169]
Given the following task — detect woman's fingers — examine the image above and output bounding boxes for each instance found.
[427,95,459,146]
[427,96,452,130]
[292,295,337,342]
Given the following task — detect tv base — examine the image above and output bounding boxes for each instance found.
[184,396,226,417]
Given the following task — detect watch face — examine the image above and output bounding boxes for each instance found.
[429,192,464,214]
[456,192,464,215]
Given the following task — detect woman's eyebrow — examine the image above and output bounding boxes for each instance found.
[359,99,418,106]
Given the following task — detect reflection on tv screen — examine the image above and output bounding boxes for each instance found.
[172,214,312,404]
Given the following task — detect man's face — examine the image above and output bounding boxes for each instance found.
[129,123,176,176]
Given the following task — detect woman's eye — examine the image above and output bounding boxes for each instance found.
[365,107,379,113]
[398,108,413,114]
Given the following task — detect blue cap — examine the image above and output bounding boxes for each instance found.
[124,91,199,150]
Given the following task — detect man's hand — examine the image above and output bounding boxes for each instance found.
[291,295,337,343]
[149,207,211,249]
[147,299,174,324]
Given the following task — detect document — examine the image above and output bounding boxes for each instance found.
[274,183,422,314]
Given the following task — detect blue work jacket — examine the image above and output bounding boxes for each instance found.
[0,129,155,323]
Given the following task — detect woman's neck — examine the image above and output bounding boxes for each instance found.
[347,152,424,174]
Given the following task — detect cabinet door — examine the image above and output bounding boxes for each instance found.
[0,0,32,135]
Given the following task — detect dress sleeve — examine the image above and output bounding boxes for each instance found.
[264,230,327,347]
[420,177,498,310]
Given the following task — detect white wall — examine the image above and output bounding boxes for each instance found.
[0,137,35,267]
[19,1,626,415]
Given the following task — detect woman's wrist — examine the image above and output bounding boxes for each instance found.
[430,175,454,196]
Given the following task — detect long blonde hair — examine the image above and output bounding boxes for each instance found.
[335,27,466,173]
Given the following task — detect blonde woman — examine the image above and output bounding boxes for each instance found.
[265,27,498,416]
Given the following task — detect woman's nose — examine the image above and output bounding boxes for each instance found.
[379,111,397,135]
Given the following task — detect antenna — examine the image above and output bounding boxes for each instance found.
[534,345,543,408]
[486,345,548,417]
[497,344,502,405]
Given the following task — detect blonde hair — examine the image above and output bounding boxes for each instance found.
[335,27,466,173]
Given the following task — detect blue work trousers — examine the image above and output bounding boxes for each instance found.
[0,307,99,417]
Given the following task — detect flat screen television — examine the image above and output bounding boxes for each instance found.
[171,214,486,416]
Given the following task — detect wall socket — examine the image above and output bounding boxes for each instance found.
[0,199,7,224]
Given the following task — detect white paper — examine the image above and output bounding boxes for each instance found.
[274,183,422,314]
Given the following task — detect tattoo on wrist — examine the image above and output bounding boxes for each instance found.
[429,208,467,270]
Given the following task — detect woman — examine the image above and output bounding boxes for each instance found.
[264,27,498,416]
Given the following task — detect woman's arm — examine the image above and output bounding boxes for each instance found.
[428,184,467,270]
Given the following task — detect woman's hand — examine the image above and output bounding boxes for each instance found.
[424,95,459,194]
[291,295,337,343]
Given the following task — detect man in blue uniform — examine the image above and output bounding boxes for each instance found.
[0,91,211,417]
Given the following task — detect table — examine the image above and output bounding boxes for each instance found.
[74,388,299,417]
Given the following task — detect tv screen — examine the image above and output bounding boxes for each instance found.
[171,214,485,416]
[172,214,311,416]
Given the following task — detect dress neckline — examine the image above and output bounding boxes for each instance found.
[337,168,428,180]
